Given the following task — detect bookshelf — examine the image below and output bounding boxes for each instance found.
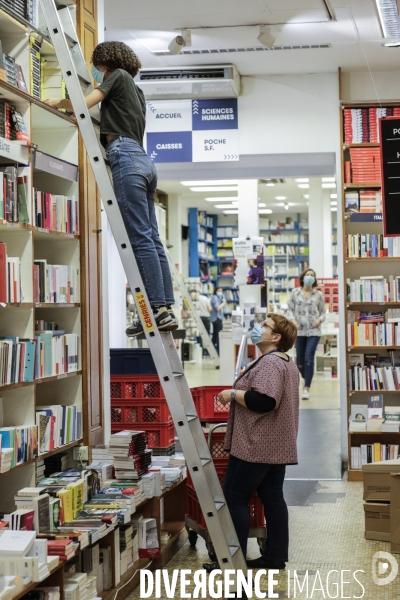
[341,102,400,481]
[188,208,217,282]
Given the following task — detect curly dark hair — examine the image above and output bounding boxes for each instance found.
[91,42,142,77]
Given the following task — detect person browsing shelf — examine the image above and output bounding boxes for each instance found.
[203,313,299,573]
[198,293,212,356]
[210,287,226,354]
[44,41,177,337]
[287,268,326,400]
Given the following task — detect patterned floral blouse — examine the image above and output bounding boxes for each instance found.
[286,287,326,337]
[224,353,300,464]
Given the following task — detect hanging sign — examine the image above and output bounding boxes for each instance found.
[232,237,264,286]
[380,117,400,236]
[145,98,239,163]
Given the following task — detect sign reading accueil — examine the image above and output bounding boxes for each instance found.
[145,98,239,163]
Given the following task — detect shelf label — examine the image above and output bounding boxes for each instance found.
[380,118,400,236]
[350,213,382,223]
[0,137,29,165]
[34,150,78,181]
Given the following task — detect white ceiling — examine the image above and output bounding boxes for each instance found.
[104,0,400,75]
[158,176,336,217]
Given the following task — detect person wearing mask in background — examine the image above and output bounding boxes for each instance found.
[198,293,212,357]
[203,313,299,573]
[287,268,326,400]
[45,41,178,337]
[210,287,226,355]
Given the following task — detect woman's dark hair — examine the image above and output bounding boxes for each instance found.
[214,286,222,294]
[266,313,297,352]
[91,42,142,77]
[299,267,317,288]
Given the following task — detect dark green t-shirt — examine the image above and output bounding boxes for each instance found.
[98,68,146,148]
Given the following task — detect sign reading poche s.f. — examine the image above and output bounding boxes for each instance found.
[145,98,239,163]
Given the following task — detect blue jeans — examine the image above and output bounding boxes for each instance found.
[295,335,320,387]
[223,455,288,561]
[106,137,174,307]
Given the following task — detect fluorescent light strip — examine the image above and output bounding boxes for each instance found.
[322,177,336,182]
[214,204,237,209]
[322,183,336,189]
[181,180,239,186]
[205,197,238,202]
[259,209,272,214]
[375,0,400,37]
[223,209,239,214]
[297,184,309,189]
[189,186,238,192]
[295,178,309,183]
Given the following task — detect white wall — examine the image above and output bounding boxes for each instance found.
[341,71,400,102]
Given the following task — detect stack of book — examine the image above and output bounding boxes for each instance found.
[36,405,82,454]
[4,0,28,22]
[343,106,400,143]
[347,275,400,303]
[42,452,69,478]
[34,330,79,377]
[41,57,67,101]
[27,0,40,28]
[109,431,150,481]
[351,443,400,468]
[348,147,381,184]
[0,336,38,384]
[0,447,13,472]
[29,35,41,99]
[33,262,80,303]
[47,539,75,561]
[0,168,29,223]
[102,480,145,506]
[33,191,79,233]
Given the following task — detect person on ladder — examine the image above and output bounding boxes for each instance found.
[45,41,178,337]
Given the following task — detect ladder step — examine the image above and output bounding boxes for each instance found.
[186,414,198,422]
[200,458,212,466]
[229,546,240,556]
[215,501,225,510]
[173,372,184,378]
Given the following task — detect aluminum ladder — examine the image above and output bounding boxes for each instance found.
[166,250,219,366]
[40,0,246,579]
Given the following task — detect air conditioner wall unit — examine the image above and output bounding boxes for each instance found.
[136,64,241,99]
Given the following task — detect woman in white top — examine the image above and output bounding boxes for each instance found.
[198,294,212,356]
[287,268,326,399]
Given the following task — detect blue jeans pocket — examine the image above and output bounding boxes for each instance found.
[129,153,152,180]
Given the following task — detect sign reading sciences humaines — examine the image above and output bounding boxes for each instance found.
[145,98,239,163]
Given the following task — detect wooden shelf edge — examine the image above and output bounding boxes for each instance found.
[349,431,400,434]
[348,469,364,482]
[38,439,83,460]
[35,303,81,308]
[346,257,400,261]
[0,458,36,478]
[348,346,400,350]
[349,390,400,394]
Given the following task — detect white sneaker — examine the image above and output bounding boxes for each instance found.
[302,389,310,400]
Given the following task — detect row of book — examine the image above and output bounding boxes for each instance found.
[197,241,214,256]
[0,425,38,470]
[264,233,308,243]
[347,319,400,347]
[41,56,68,102]
[0,100,29,144]
[351,444,400,469]
[0,167,29,223]
[0,331,79,385]
[347,276,400,303]
[265,245,309,256]
[216,249,233,257]
[0,244,22,303]
[198,225,213,242]
[197,212,213,227]
[343,107,400,144]
[33,191,79,234]
[346,234,400,258]
[349,363,400,390]
[36,405,82,455]
[344,147,382,184]
[216,226,237,237]
[34,261,80,304]
[344,189,382,214]
[30,34,41,100]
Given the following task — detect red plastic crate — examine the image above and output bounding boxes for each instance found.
[110,375,164,400]
[111,422,175,449]
[204,430,228,461]
[191,386,230,422]
[110,399,172,424]
[186,487,265,529]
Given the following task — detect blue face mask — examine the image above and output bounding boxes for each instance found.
[91,65,105,84]
[304,275,315,287]
[250,324,267,345]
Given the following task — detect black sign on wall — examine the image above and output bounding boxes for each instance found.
[380,117,400,236]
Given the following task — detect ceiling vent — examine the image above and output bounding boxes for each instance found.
[152,44,331,56]
[137,64,240,99]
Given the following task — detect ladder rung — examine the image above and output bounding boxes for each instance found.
[215,501,225,510]
[186,414,198,422]
[229,545,240,556]
[200,458,211,466]
[173,372,184,378]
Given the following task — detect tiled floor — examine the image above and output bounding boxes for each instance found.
[127,361,400,598]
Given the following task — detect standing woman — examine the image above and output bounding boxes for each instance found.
[204,313,299,572]
[287,268,326,399]
[210,286,226,355]
[45,41,177,337]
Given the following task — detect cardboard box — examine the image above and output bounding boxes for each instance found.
[390,474,400,554]
[364,502,390,541]
[363,459,400,502]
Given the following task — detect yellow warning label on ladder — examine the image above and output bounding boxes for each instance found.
[135,292,155,332]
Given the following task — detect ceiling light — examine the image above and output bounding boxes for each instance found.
[322,177,335,182]
[265,182,275,187]
[214,204,238,209]
[330,193,337,199]
[259,209,273,214]
[275,196,286,200]
[302,194,309,199]
[374,0,400,38]
[276,203,285,207]
[205,197,238,202]
[168,35,185,54]
[189,186,238,192]
[223,210,239,214]
[322,183,336,189]
[330,201,337,206]
[295,178,309,183]
[284,204,289,210]
[258,203,266,207]
[257,26,275,49]
[181,180,239,186]
[382,41,400,46]
[298,184,309,189]
[331,207,337,212]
